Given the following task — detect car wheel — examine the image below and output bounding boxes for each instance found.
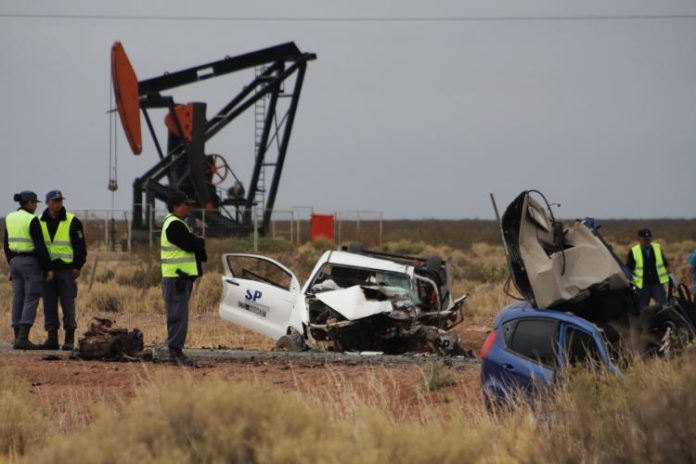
[275,331,307,352]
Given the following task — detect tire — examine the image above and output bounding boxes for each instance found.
[275,331,307,352]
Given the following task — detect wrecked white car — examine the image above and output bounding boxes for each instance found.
[219,248,467,354]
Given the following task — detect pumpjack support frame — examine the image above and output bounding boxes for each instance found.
[111,42,316,235]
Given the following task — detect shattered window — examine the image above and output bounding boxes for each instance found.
[508,319,559,367]
[309,263,412,294]
[227,256,293,291]
[564,326,601,366]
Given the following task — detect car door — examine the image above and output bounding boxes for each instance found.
[219,253,301,340]
[559,323,612,371]
[497,318,559,394]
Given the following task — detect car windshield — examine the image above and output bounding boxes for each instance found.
[308,263,413,294]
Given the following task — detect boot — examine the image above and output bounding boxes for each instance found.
[62,329,75,351]
[14,325,39,350]
[168,347,195,367]
[13,326,19,345]
[39,330,59,350]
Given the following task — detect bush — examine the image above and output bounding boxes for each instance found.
[83,284,131,313]
[191,273,222,314]
[421,361,457,392]
[29,378,349,464]
[0,368,49,457]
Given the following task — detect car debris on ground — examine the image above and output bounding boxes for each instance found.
[76,317,149,361]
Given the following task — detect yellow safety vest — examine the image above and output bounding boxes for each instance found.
[5,209,36,253]
[40,212,75,263]
[160,215,198,278]
[631,243,669,289]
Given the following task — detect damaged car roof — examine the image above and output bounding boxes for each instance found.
[320,250,411,276]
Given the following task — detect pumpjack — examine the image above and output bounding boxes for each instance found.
[110,42,316,235]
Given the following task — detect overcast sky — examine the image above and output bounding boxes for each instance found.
[1,1,695,219]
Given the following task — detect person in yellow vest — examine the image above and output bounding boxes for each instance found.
[3,191,53,349]
[39,190,87,351]
[161,191,206,364]
[626,228,670,308]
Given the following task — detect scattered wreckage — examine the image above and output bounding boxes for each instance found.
[219,247,468,354]
[498,190,696,357]
[76,318,147,361]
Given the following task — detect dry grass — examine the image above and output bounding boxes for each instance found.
[0,232,695,461]
[8,350,696,463]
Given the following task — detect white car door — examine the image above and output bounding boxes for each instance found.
[219,253,301,340]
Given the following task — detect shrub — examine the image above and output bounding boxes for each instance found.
[29,378,350,464]
[191,273,222,314]
[0,368,49,457]
[420,361,457,392]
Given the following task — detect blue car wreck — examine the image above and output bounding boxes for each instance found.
[482,190,696,407]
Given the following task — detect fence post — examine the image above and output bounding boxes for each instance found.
[148,207,153,253]
[356,210,361,242]
[379,211,383,248]
[253,206,258,253]
[126,210,132,253]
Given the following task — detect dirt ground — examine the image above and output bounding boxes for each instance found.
[0,317,489,431]
[0,350,484,430]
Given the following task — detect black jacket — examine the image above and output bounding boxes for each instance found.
[165,219,207,277]
[3,207,52,272]
[39,207,87,270]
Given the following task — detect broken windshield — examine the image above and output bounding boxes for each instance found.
[308,263,413,295]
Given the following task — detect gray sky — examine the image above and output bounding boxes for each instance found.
[1,0,695,219]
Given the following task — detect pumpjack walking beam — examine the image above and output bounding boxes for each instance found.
[112,42,316,235]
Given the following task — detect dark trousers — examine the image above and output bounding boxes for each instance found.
[161,277,193,350]
[43,268,78,331]
[10,256,43,327]
[639,284,667,308]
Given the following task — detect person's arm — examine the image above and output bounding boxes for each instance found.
[626,250,636,271]
[29,217,53,275]
[69,216,87,271]
[166,221,205,254]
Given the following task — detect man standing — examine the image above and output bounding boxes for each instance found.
[39,190,87,350]
[160,191,206,364]
[686,249,696,297]
[626,228,670,308]
[4,191,53,349]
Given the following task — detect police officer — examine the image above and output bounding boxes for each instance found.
[3,191,53,349]
[160,191,206,364]
[626,228,670,308]
[39,190,87,350]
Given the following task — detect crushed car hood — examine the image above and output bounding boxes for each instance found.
[501,191,630,309]
[314,285,414,320]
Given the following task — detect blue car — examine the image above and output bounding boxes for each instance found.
[480,301,621,408]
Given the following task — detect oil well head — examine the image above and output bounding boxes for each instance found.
[110,41,316,236]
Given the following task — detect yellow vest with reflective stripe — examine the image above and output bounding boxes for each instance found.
[5,210,36,253]
[40,212,75,263]
[160,215,198,278]
[631,243,669,289]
